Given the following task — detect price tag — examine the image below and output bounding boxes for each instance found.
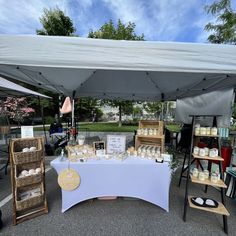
[21,126,34,138]
[107,135,126,154]
[93,141,106,156]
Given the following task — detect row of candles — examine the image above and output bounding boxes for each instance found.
[137,128,159,136]
[193,146,219,157]
[192,168,220,183]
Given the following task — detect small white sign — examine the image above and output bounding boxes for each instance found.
[21,126,34,138]
[107,135,126,154]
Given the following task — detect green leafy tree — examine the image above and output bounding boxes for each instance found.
[133,106,143,119]
[88,19,144,40]
[76,98,103,122]
[205,0,236,44]
[89,19,144,126]
[36,7,76,36]
[143,102,162,119]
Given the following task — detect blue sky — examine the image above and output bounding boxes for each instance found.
[0,0,235,42]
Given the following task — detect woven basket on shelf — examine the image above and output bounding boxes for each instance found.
[11,138,43,164]
[15,184,44,211]
[15,161,44,187]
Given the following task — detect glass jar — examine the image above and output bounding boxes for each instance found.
[203,169,209,179]
[211,173,218,183]
[68,135,77,146]
[148,128,153,136]
[209,149,215,157]
[153,129,157,136]
[193,146,199,155]
[204,147,209,156]
[137,129,142,135]
[198,172,205,181]
[143,129,148,136]
[206,127,211,135]
[211,127,218,136]
[192,168,199,178]
[77,135,85,146]
[200,127,206,135]
[199,148,206,157]
[195,127,200,135]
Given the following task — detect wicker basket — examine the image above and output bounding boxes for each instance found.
[11,138,43,164]
[15,161,44,187]
[15,184,44,211]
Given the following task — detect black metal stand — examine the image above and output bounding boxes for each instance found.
[0,209,3,230]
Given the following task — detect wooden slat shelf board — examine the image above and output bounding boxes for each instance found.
[136,135,164,139]
[194,134,219,138]
[192,154,224,161]
[190,175,227,188]
[188,196,230,216]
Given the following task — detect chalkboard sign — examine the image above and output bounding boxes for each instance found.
[107,135,126,154]
[93,141,106,155]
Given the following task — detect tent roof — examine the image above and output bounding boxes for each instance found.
[0,76,50,98]
[0,35,236,101]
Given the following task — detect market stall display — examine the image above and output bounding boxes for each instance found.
[10,137,48,225]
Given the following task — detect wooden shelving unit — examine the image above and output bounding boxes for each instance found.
[183,115,229,234]
[135,120,165,153]
[10,137,48,225]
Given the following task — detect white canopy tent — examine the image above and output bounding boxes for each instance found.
[0,76,50,98]
[0,35,236,101]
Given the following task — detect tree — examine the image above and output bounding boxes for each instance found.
[143,102,162,119]
[88,19,144,40]
[0,97,35,124]
[205,0,236,44]
[88,19,144,126]
[36,7,76,36]
[76,98,103,122]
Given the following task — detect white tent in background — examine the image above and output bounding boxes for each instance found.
[0,35,236,101]
[0,76,50,98]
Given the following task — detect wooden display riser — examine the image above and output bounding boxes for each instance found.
[190,175,227,188]
[135,136,164,153]
[192,154,224,161]
[188,196,229,216]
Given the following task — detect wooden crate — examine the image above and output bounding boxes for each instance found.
[136,120,165,153]
[135,135,165,153]
[139,120,164,135]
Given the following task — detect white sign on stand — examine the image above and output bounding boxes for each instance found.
[21,126,34,138]
[107,135,126,154]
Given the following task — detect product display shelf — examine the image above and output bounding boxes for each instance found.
[192,154,224,161]
[188,196,230,216]
[135,120,165,153]
[183,115,229,234]
[194,134,219,138]
[10,137,48,225]
[190,175,227,188]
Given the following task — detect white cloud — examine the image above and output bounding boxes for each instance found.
[101,0,215,42]
[0,0,224,42]
[0,0,93,34]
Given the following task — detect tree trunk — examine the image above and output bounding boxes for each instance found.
[118,104,122,127]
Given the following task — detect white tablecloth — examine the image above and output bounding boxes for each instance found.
[51,157,171,213]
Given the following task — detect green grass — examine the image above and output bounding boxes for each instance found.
[34,122,138,132]
[78,122,137,132]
